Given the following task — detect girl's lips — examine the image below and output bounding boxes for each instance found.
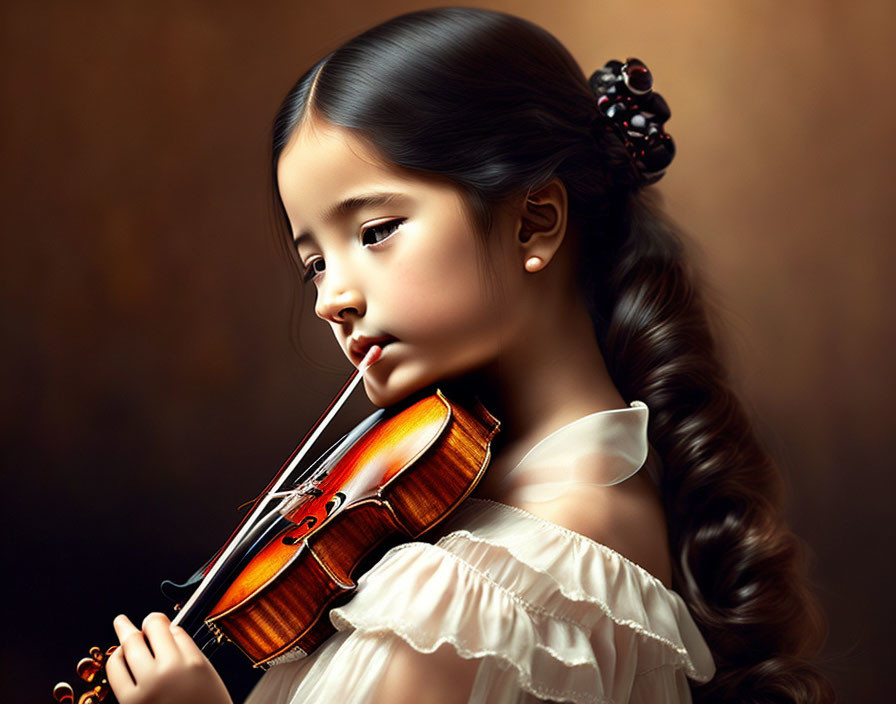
[349,335,396,366]
[361,344,384,370]
[360,340,398,370]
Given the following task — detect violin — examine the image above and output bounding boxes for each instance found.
[53,369,500,703]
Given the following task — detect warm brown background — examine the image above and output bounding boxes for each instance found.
[2,0,891,701]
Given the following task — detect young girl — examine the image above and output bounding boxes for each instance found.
[104,7,835,703]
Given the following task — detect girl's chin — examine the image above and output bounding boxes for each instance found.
[362,363,436,409]
[363,384,398,409]
[362,372,415,409]
[362,354,496,410]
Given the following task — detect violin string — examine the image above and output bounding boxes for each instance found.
[200,368,364,567]
[170,367,365,628]
[230,369,363,516]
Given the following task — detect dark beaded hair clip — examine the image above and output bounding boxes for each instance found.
[588,58,675,186]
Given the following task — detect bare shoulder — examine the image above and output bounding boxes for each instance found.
[511,469,673,588]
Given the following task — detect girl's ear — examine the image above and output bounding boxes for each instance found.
[516,177,568,272]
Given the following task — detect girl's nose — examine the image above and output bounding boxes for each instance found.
[314,276,366,323]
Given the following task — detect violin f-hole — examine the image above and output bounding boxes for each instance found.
[325,492,346,515]
[282,515,317,545]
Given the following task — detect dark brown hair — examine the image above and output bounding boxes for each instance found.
[270,7,836,702]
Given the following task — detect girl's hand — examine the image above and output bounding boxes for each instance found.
[106,613,233,704]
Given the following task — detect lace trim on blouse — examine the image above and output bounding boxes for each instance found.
[310,498,717,703]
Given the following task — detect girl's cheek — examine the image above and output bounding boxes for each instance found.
[380,215,491,332]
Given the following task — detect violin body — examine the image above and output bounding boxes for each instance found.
[204,389,499,667]
[55,386,500,702]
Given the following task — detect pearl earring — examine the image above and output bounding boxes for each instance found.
[524,256,543,272]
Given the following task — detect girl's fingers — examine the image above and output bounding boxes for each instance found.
[170,623,207,665]
[141,612,180,666]
[113,614,155,682]
[104,642,136,696]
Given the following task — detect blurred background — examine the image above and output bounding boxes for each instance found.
[2,0,891,701]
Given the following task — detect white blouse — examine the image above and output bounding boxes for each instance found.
[243,401,716,703]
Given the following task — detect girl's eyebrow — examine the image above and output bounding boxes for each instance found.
[293,191,407,247]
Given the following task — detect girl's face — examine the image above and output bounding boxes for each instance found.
[277,120,530,407]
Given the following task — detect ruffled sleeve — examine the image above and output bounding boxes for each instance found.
[244,498,716,704]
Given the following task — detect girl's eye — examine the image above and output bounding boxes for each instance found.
[302,257,325,283]
[361,218,406,246]
[300,218,405,282]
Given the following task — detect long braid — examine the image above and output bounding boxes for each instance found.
[595,189,835,702]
